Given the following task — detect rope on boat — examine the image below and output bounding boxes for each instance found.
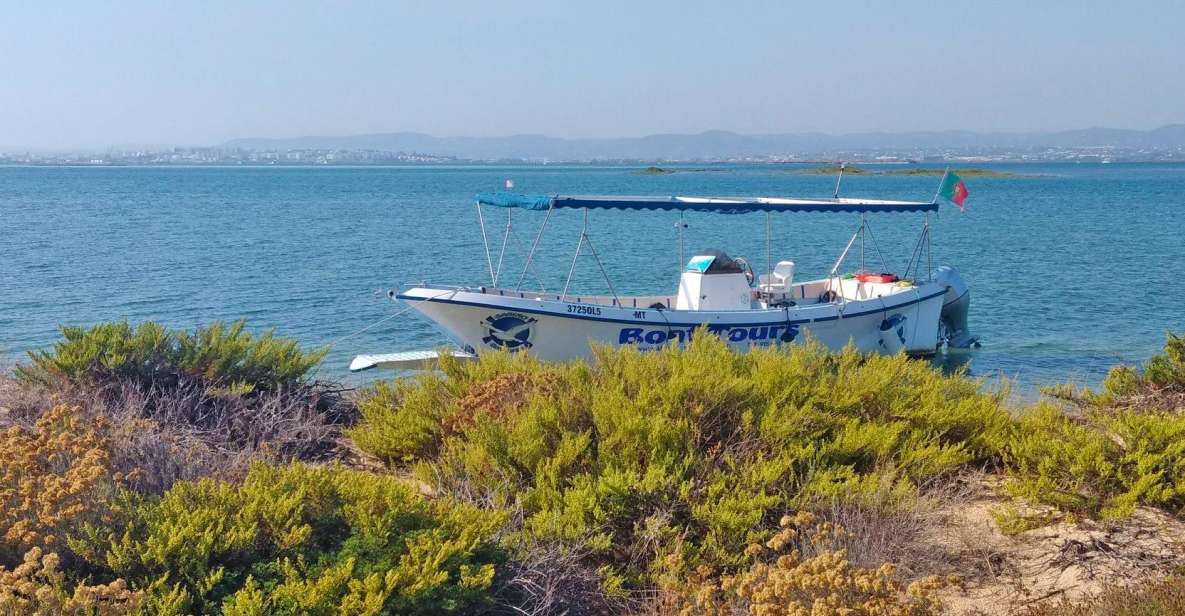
[325,288,459,349]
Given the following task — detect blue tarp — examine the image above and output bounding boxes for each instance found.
[475,192,939,214]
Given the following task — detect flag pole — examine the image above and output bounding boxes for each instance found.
[931,167,950,204]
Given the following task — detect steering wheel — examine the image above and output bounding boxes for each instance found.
[733,257,755,286]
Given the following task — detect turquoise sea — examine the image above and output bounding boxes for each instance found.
[2,163,1183,397]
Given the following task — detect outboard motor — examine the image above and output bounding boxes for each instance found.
[932,266,979,349]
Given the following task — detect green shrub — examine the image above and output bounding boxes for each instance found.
[1051,333,1185,409]
[17,320,325,394]
[70,463,504,615]
[1003,334,1185,518]
[351,336,1012,588]
[1143,332,1185,390]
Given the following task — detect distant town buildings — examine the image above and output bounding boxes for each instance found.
[0,147,459,166]
[0,144,1181,166]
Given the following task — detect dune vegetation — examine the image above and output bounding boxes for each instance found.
[2,321,1183,615]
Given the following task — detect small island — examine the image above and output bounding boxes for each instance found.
[882,167,1015,177]
[632,166,677,175]
[799,165,1015,178]
[801,164,870,175]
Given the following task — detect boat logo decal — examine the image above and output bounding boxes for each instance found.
[482,312,537,351]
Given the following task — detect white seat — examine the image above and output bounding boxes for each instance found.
[759,260,795,292]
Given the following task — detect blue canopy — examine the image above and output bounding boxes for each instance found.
[476,192,938,214]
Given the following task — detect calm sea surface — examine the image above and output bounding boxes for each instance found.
[3,163,1183,396]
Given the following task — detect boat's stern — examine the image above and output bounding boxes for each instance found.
[933,266,979,349]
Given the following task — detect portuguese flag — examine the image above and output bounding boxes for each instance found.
[937,170,970,212]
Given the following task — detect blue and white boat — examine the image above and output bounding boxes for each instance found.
[351,181,976,371]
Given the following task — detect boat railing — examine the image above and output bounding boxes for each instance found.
[472,286,674,309]
[413,280,919,310]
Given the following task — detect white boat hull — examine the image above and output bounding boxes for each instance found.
[397,282,948,361]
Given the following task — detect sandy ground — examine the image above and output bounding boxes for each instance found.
[929,474,1185,614]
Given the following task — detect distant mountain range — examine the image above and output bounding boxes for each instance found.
[223,125,1185,161]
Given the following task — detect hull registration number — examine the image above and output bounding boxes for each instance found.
[567,304,602,316]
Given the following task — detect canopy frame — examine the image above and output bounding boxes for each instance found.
[473,183,942,304]
[476,192,939,215]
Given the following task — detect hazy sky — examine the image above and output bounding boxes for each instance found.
[2,1,1183,149]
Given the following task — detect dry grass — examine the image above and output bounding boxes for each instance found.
[487,536,626,616]
[1022,576,1185,616]
[0,374,357,494]
[925,473,1185,615]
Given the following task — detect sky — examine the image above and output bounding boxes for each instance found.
[2,1,1183,149]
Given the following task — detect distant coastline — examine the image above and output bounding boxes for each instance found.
[798,165,1019,177]
[4,124,1184,166]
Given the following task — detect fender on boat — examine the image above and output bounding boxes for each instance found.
[878,314,908,354]
[933,266,979,349]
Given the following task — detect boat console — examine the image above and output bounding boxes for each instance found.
[676,250,752,311]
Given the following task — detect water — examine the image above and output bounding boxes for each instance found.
[2,163,1183,396]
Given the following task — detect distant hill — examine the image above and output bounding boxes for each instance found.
[222,125,1185,161]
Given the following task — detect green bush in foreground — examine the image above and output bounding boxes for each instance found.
[1004,404,1185,518]
[69,463,504,615]
[1003,334,1185,518]
[10,319,1185,614]
[17,320,325,394]
[351,335,1012,588]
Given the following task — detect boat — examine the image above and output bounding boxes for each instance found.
[351,175,977,371]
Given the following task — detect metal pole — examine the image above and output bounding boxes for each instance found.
[925,214,932,281]
[516,204,554,291]
[561,209,588,301]
[493,209,512,286]
[833,162,845,198]
[931,168,949,204]
[863,218,890,273]
[829,225,862,277]
[677,212,685,274]
[827,226,862,310]
[765,211,772,285]
[583,232,620,306]
[904,227,923,281]
[476,203,495,285]
[859,213,866,273]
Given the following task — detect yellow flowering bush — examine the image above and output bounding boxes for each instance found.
[677,512,955,616]
[0,546,142,615]
[0,404,126,565]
